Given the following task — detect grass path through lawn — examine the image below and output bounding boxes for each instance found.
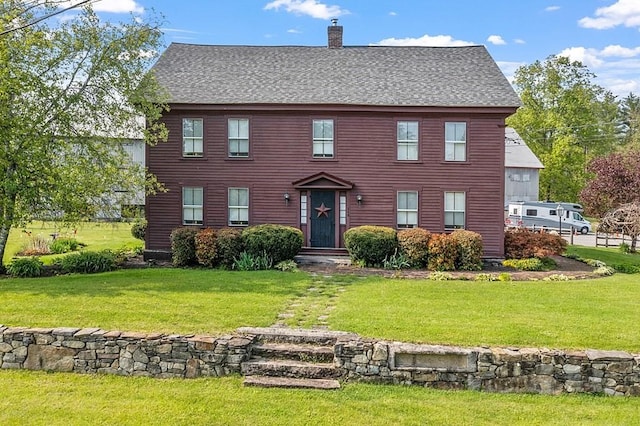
[275,272,359,328]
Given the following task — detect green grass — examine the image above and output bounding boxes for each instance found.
[0,269,310,334]
[567,245,640,269]
[3,221,141,265]
[0,372,638,425]
[329,274,640,352]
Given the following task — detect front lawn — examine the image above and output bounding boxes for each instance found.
[329,274,640,352]
[0,372,638,425]
[566,245,640,270]
[0,269,310,335]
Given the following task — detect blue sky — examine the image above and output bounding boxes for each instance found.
[86,0,640,98]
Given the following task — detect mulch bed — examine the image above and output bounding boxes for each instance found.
[297,255,597,281]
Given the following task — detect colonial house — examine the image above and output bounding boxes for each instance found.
[504,127,544,206]
[145,22,521,259]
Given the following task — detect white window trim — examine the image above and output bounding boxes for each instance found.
[182,118,203,157]
[228,187,249,226]
[313,119,334,158]
[228,118,249,158]
[300,193,308,225]
[444,191,466,230]
[445,122,466,162]
[397,121,418,161]
[397,191,418,229]
[182,187,203,225]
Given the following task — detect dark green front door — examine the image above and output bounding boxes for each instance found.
[310,190,335,247]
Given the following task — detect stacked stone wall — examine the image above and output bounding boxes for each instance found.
[2,324,640,396]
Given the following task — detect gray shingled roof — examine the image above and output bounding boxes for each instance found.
[151,43,521,108]
[505,127,544,169]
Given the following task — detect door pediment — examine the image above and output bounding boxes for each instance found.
[293,172,354,190]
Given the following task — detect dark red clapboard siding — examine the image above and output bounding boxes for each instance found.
[146,108,513,257]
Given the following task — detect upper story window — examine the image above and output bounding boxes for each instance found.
[397,121,418,161]
[313,119,334,158]
[444,191,465,230]
[445,122,466,162]
[183,187,203,225]
[228,118,249,157]
[228,188,249,226]
[397,191,418,228]
[182,118,203,157]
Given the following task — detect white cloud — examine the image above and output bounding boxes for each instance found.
[389,11,397,17]
[372,34,475,47]
[89,0,144,14]
[545,6,561,12]
[264,0,349,19]
[287,28,302,33]
[514,38,526,44]
[557,46,604,68]
[487,35,506,45]
[556,44,640,97]
[161,28,200,35]
[579,0,640,29]
[496,60,526,84]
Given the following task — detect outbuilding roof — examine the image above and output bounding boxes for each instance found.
[151,43,521,108]
[505,127,544,169]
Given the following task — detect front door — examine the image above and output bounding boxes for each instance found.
[310,190,335,247]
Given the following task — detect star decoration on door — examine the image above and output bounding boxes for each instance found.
[315,202,332,218]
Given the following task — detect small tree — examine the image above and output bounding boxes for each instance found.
[580,150,640,217]
[598,203,640,252]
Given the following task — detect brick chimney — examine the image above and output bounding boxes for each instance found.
[327,18,343,48]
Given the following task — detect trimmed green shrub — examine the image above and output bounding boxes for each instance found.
[50,237,82,254]
[170,227,199,267]
[450,229,483,271]
[131,219,147,241]
[397,228,431,268]
[195,228,217,267]
[504,229,567,259]
[215,227,244,269]
[59,251,117,274]
[427,233,456,271]
[344,225,397,267]
[7,257,44,278]
[241,224,303,264]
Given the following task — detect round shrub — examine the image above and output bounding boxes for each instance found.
[170,227,199,267]
[504,229,567,259]
[450,229,483,271]
[131,219,147,241]
[50,237,81,254]
[195,228,217,267]
[215,227,244,268]
[59,251,117,274]
[7,257,44,278]
[344,225,397,267]
[427,233,456,271]
[241,224,303,264]
[397,228,431,268]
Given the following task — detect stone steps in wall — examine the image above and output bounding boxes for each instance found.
[241,358,342,380]
[251,342,335,363]
[244,375,341,390]
[239,327,350,389]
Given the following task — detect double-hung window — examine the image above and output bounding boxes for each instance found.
[444,191,465,230]
[228,188,249,226]
[445,122,466,161]
[183,187,203,225]
[313,119,334,158]
[397,191,418,228]
[228,118,249,157]
[397,121,418,160]
[183,118,203,157]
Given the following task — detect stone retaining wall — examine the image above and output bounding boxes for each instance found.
[0,325,252,378]
[2,325,640,396]
[334,339,640,396]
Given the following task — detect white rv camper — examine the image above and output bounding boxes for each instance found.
[505,201,591,234]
